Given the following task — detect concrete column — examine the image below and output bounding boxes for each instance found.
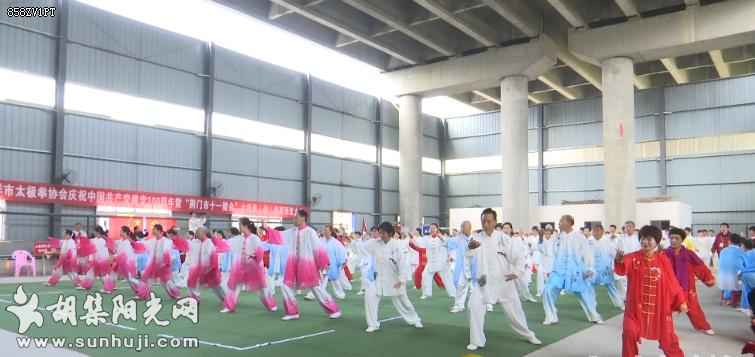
[399,95,423,231]
[500,75,530,230]
[601,57,636,225]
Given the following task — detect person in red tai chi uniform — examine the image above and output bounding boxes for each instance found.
[664,227,716,335]
[408,231,446,291]
[615,225,688,357]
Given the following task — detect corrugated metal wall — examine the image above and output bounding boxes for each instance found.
[445,109,540,214]
[664,76,755,233]
[211,45,304,208]
[444,79,755,232]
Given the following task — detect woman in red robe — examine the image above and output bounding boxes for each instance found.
[615,225,688,357]
[664,227,716,335]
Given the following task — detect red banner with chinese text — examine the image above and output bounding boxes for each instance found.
[0,179,302,218]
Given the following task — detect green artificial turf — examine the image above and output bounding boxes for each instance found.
[0,280,623,357]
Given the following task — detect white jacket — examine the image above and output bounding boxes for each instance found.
[364,238,410,297]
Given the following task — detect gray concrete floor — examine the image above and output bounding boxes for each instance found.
[526,285,748,357]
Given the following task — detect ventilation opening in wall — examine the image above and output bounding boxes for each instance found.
[0,200,6,241]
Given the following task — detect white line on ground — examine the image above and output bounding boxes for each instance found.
[239,329,337,351]
[158,333,245,351]
[378,316,402,323]
[0,291,66,297]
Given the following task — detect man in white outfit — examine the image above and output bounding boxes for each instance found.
[449,221,475,313]
[415,223,456,299]
[467,208,542,351]
[500,223,538,303]
[363,222,423,333]
[614,220,641,297]
[351,229,375,296]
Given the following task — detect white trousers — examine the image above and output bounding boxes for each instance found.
[281,282,339,316]
[453,278,471,309]
[516,278,537,301]
[614,275,627,299]
[339,270,353,291]
[364,284,421,329]
[536,270,548,296]
[469,285,536,347]
[357,262,372,292]
[320,275,346,300]
[422,267,456,297]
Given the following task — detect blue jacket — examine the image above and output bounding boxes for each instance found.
[447,234,478,287]
[719,245,745,275]
[324,238,346,281]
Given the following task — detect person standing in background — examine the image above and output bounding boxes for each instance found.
[664,227,716,335]
[188,212,207,233]
[712,223,732,262]
[449,221,475,313]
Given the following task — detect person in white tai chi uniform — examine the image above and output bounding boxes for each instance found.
[466,208,542,351]
[413,223,456,299]
[363,222,423,333]
[448,221,475,313]
[614,220,641,298]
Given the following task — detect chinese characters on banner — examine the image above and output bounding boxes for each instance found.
[0,179,302,218]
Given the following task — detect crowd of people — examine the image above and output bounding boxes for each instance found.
[41,210,755,356]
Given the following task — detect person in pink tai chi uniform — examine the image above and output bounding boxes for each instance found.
[223,217,277,313]
[279,209,342,321]
[136,224,181,300]
[46,230,79,287]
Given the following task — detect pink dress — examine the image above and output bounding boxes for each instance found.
[283,226,330,290]
[187,239,223,289]
[227,234,267,292]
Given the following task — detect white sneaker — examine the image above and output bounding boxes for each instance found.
[420,295,429,300]
[281,314,300,321]
[703,329,715,335]
[543,318,558,325]
[528,336,542,345]
[593,320,604,325]
[365,326,380,333]
[304,293,315,301]
[466,344,480,351]
[220,308,231,313]
[414,321,423,329]
[526,297,537,303]
[449,307,464,313]
[486,304,494,312]
[75,286,85,290]
[270,306,278,312]
[357,290,365,296]
[329,311,342,319]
